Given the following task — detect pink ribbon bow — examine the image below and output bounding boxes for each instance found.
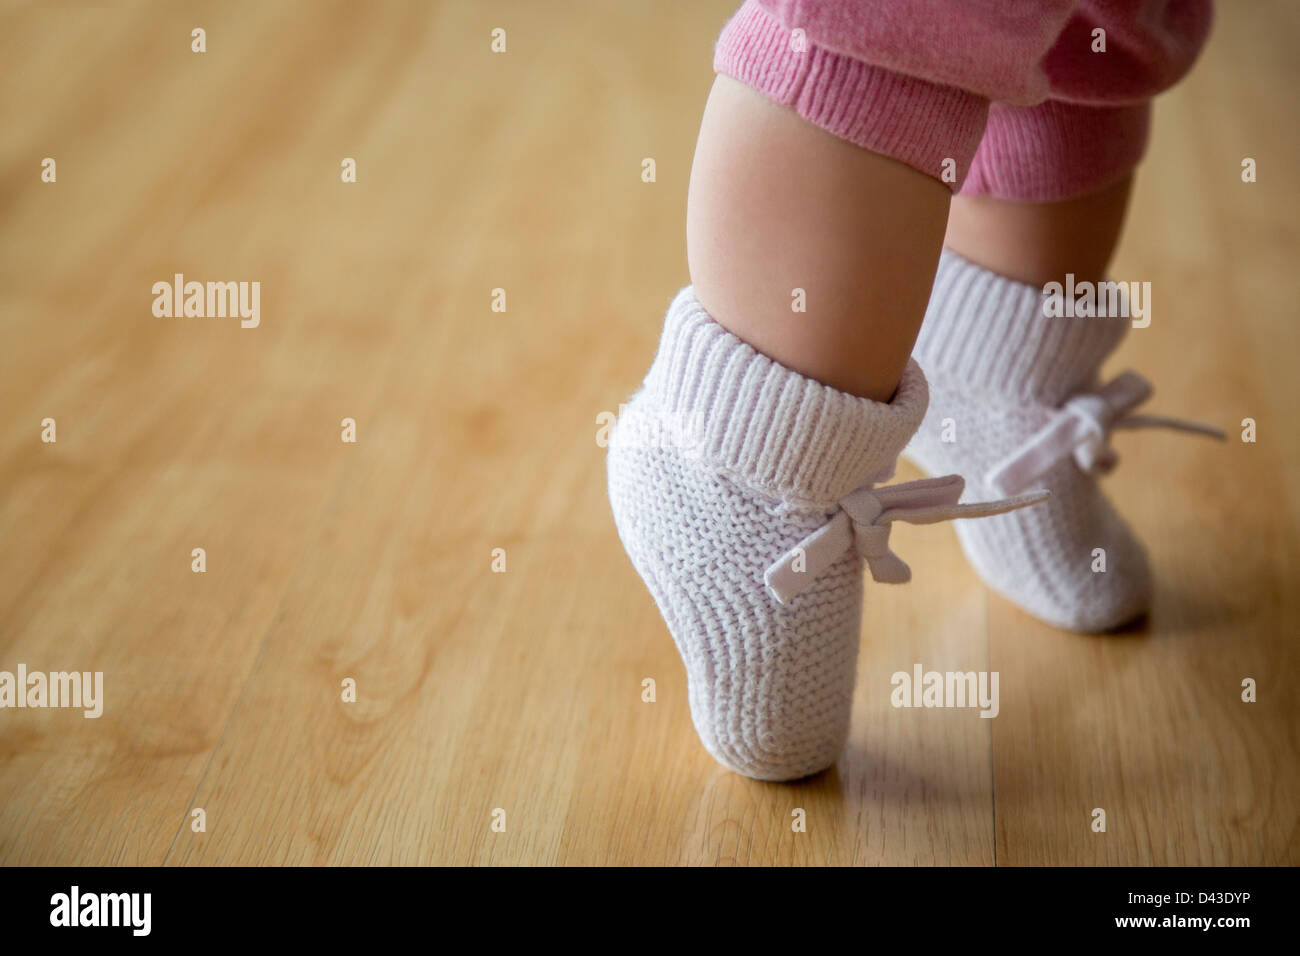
[764,475,1050,605]
[986,371,1226,496]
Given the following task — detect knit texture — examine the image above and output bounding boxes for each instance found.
[904,250,1149,631]
[714,0,1213,200]
[747,0,1213,107]
[714,0,989,190]
[961,100,1151,201]
[607,288,927,780]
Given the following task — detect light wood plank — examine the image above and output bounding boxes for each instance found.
[0,0,1294,866]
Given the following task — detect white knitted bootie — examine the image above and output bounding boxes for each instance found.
[905,250,1224,632]
[607,288,1045,781]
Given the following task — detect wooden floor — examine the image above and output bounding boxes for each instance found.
[1,0,1296,866]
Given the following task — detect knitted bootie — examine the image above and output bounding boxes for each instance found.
[904,250,1224,632]
[607,288,1045,780]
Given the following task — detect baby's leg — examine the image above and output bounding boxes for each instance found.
[905,101,1222,631]
[945,173,1133,288]
[608,78,952,775]
[608,58,1000,780]
[687,74,950,402]
[608,0,1179,778]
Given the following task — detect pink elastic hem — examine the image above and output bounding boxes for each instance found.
[960,100,1152,201]
[713,0,989,191]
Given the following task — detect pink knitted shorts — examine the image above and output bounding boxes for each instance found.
[715,0,1214,199]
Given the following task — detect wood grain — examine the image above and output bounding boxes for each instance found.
[0,0,1295,865]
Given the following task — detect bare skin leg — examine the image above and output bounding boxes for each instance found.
[686,75,951,403]
[943,175,1134,287]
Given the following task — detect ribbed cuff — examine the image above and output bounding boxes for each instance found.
[639,288,929,509]
[714,0,989,191]
[960,100,1152,201]
[913,251,1130,407]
